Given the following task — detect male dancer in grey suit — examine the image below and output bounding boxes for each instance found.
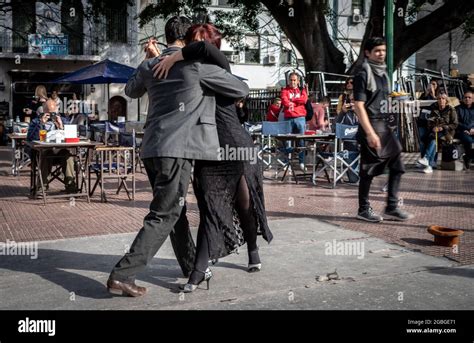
[107,16,249,297]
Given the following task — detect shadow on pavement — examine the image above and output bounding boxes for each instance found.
[425,266,474,279]
[0,249,187,299]
[401,238,436,247]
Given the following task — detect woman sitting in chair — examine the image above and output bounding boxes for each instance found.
[417,93,458,174]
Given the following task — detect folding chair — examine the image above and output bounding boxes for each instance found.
[48,163,66,185]
[89,130,136,202]
[314,123,360,188]
[78,124,90,139]
[88,122,103,142]
[11,138,31,176]
[260,121,292,179]
[125,122,144,173]
[30,150,72,197]
[104,121,124,145]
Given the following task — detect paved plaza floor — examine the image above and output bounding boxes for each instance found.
[0,146,472,310]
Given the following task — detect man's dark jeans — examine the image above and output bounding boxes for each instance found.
[285,116,306,163]
[110,157,196,282]
[456,131,473,161]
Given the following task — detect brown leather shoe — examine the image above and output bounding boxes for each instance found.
[107,278,147,297]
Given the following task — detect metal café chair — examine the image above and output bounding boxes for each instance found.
[260,121,292,179]
[314,123,360,188]
[89,129,136,202]
[125,121,145,173]
[104,121,123,145]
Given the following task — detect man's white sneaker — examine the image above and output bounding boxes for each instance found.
[423,166,433,174]
[417,157,429,167]
[299,163,306,171]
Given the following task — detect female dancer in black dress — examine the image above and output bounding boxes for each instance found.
[154,24,273,292]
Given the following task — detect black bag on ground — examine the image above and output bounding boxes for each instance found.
[442,143,460,162]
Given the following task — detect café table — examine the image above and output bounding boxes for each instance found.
[272,133,336,184]
[26,140,102,205]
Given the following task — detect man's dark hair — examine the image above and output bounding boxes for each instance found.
[289,72,300,80]
[164,16,192,44]
[320,96,331,104]
[364,37,386,53]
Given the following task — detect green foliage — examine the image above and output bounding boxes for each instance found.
[83,0,133,25]
[212,1,262,47]
[138,0,211,26]
[86,0,133,16]
[406,1,474,37]
[138,0,262,47]
[461,13,474,38]
[407,0,438,17]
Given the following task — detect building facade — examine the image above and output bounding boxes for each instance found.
[0,0,141,123]
[2,0,468,126]
[137,0,308,90]
[415,1,474,77]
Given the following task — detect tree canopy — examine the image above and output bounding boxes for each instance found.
[138,0,474,75]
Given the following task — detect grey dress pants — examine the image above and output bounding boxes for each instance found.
[110,157,196,282]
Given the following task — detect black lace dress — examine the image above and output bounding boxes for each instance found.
[183,41,273,260]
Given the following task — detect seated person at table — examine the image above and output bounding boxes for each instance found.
[236,97,249,123]
[309,96,330,131]
[455,91,474,169]
[23,85,48,121]
[26,99,76,192]
[336,93,358,126]
[417,79,440,162]
[64,93,87,126]
[336,93,359,184]
[266,97,281,122]
[51,89,62,108]
[336,77,354,114]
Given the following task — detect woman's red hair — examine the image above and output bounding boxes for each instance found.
[185,23,222,49]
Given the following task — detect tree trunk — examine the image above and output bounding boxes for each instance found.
[261,0,346,84]
[347,0,474,75]
[394,0,474,68]
[347,0,384,75]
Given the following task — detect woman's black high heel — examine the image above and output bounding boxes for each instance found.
[182,268,213,293]
[247,249,261,273]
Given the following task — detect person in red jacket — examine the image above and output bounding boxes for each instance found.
[266,97,281,122]
[280,72,308,169]
[309,96,330,131]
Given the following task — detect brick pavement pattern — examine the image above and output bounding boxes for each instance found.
[0,146,472,264]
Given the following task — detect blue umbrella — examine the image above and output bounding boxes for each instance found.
[52,59,136,117]
[52,58,135,84]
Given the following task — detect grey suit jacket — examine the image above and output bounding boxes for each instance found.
[125,47,249,160]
